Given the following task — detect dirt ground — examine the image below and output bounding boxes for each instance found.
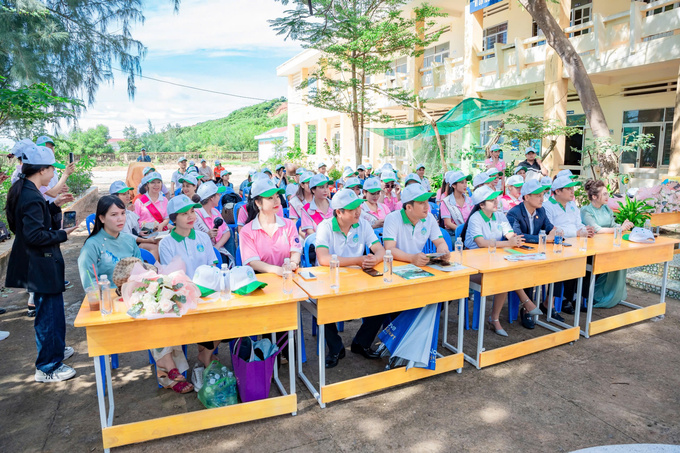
[1,218,680,452]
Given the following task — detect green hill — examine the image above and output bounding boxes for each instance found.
[140,97,287,154]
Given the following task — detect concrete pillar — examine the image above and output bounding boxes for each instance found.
[462,5,483,153]
[300,122,309,154]
[543,0,570,177]
[316,118,328,159]
[339,114,356,168]
[669,63,680,176]
[411,12,425,98]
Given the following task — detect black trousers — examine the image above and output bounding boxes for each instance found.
[324,314,390,355]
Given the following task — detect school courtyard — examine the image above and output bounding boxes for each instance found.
[0,226,679,453]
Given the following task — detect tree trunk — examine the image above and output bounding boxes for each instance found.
[520,0,610,139]
[431,122,447,170]
[350,57,362,166]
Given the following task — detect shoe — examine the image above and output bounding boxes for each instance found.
[26,308,36,317]
[519,307,536,329]
[350,342,380,359]
[325,348,346,368]
[0,308,5,315]
[64,280,72,288]
[540,304,565,322]
[0,331,9,341]
[191,364,204,392]
[487,317,508,337]
[561,301,575,315]
[35,364,76,382]
[520,299,542,316]
[63,346,74,360]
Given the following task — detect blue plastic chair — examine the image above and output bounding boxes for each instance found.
[213,247,223,267]
[439,227,453,251]
[429,201,439,219]
[174,187,182,196]
[235,246,242,266]
[86,213,96,234]
[296,217,302,232]
[455,224,464,240]
[283,207,289,218]
[140,248,156,265]
[301,234,316,268]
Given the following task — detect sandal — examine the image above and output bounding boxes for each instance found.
[167,368,186,382]
[168,381,193,394]
[520,299,542,316]
[487,316,508,337]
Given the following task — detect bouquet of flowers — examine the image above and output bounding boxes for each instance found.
[121,262,200,319]
[635,181,680,214]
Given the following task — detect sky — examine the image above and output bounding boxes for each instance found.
[73,0,302,138]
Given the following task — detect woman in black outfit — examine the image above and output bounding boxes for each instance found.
[5,143,77,382]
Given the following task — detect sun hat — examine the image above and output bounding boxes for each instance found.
[167,194,201,215]
[525,146,537,155]
[445,171,471,185]
[197,180,227,201]
[362,177,381,193]
[331,188,365,210]
[310,173,330,189]
[317,162,327,169]
[230,266,267,295]
[141,171,162,186]
[251,178,284,198]
[193,265,223,297]
[19,144,65,169]
[557,169,577,180]
[342,168,357,179]
[35,135,55,146]
[551,175,581,191]
[401,183,435,203]
[514,165,528,175]
[345,177,362,188]
[405,173,421,185]
[625,227,655,243]
[178,173,198,186]
[299,171,314,184]
[109,181,133,194]
[505,175,524,188]
[521,179,550,197]
[472,171,494,187]
[471,186,502,205]
[220,169,232,177]
[380,171,397,183]
[177,156,187,163]
[285,183,299,198]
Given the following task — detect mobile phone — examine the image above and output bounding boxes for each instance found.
[517,245,533,250]
[62,211,77,229]
[363,268,383,277]
[69,152,74,163]
[563,242,572,247]
[299,271,317,281]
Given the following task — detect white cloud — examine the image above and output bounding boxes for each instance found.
[135,0,301,55]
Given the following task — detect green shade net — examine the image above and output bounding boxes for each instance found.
[370,97,527,141]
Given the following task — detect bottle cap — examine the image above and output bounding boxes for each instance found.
[331,254,338,260]
[385,250,392,255]
[284,258,290,263]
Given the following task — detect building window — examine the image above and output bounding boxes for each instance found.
[422,43,449,87]
[531,20,545,46]
[480,120,502,149]
[642,0,680,16]
[483,22,507,59]
[384,138,407,158]
[621,107,674,168]
[386,57,408,77]
[570,0,591,36]
[308,78,317,98]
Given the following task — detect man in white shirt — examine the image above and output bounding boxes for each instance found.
[170,157,188,195]
[414,162,431,192]
[315,189,386,368]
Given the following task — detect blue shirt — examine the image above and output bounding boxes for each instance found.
[77,230,141,289]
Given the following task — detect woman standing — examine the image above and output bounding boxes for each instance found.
[580,180,634,308]
[134,171,170,233]
[77,196,141,288]
[5,143,77,382]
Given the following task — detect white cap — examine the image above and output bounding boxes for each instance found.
[505,175,524,188]
[285,183,299,198]
[363,177,382,193]
[490,144,502,152]
[35,135,54,146]
[295,168,305,175]
[445,171,470,185]
[380,171,397,183]
[310,173,330,189]
[331,189,365,210]
[486,168,501,177]
[520,179,550,197]
[317,162,327,168]
[197,181,227,201]
[220,169,232,177]
[342,168,357,179]
[19,144,65,169]
[514,165,527,175]
[193,265,222,297]
[414,162,426,171]
[357,164,366,171]
[251,178,284,198]
[628,227,655,243]
[189,160,195,166]
[345,177,361,188]
[109,181,133,194]
[540,176,553,187]
[405,173,420,184]
[167,194,201,215]
[471,186,502,205]
[141,171,162,186]
[400,183,435,204]
[472,172,494,187]
[178,173,198,186]
[177,156,187,163]
[557,169,577,180]
[299,171,314,184]
[525,146,537,155]
[143,166,155,176]
[551,176,580,191]
[230,266,267,295]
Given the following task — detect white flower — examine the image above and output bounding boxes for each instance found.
[147,281,159,294]
[141,293,157,307]
[160,298,175,313]
[160,288,176,303]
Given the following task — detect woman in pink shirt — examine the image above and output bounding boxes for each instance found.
[239,179,302,274]
[133,171,169,232]
[194,181,232,261]
[288,172,313,221]
[500,175,524,213]
[439,171,473,236]
[379,172,402,212]
[485,144,506,191]
[360,177,390,228]
[299,174,333,239]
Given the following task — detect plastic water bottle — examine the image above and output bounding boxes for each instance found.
[454,237,464,266]
[613,224,623,247]
[538,230,547,254]
[282,258,293,294]
[99,275,112,315]
[553,227,564,254]
[220,264,231,300]
[383,250,393,283]
[330,254,340,290]
[578,227,588,252]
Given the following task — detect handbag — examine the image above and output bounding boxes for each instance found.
[230,334,288,402]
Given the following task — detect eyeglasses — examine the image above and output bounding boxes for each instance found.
[384,184,395,188]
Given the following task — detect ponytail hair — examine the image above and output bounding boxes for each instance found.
[5,163,52,233]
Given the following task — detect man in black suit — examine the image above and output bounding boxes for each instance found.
[506,179,559,327]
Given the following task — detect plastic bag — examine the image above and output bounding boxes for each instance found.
[197,360,238,409]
